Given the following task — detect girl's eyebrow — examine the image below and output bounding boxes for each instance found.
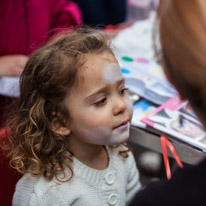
[84,78,125,101]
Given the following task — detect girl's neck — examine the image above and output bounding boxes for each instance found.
[68,138,109,170]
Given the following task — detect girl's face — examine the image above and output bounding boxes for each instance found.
[64,52,133,146]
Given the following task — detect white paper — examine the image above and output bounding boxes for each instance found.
[0,76,20,97]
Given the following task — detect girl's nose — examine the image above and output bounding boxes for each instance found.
[112,96,126,115]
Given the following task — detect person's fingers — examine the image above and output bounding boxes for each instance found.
[12,66,24,76]
[0,55,28,77]
[15,55,29,68]
[8,55,28,76]
[0,66,23,76]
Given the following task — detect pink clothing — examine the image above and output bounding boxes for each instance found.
[0,0,82,55]
[0,1,81,205]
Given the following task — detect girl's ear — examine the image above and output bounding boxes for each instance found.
[51,117,71,136]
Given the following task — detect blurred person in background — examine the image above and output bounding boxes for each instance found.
[73,0,126,27]
[0,1,82,205]
[0,0,82,78]
[0,0,82,127]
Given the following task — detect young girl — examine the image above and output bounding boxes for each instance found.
[6,28,141,205]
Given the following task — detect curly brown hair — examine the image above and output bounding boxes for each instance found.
[3,28,130,182]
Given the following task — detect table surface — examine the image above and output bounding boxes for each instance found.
[129,126,206,165]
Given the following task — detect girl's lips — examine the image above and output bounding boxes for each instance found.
[114,120,129,129]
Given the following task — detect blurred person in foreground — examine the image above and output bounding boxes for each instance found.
[130,0,206,205]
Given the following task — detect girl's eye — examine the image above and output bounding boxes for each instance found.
[95,98,106,106]
[119,88,128,95]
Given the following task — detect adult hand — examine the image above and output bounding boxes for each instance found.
[0,55,29,77]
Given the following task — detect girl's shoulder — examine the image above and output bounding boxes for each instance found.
[13,173,61,204]
[107,144,132,156]
[107,144,135,165]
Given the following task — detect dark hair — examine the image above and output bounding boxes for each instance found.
[156,0,206,126]
[4,28,130,181]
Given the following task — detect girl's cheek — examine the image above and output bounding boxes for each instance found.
[125,96,133,119]
[83,126,112,144]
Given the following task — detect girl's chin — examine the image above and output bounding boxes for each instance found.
[108,136,129,145]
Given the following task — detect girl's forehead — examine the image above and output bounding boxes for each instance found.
[83,52,118,71]
[85,52,117,65]
[102,62,122,83]
[74,53,122,91]
[81,53,121,79]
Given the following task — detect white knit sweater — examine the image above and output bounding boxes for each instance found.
[12,146,141,206]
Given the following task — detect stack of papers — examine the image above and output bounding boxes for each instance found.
[142,95,206,152]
